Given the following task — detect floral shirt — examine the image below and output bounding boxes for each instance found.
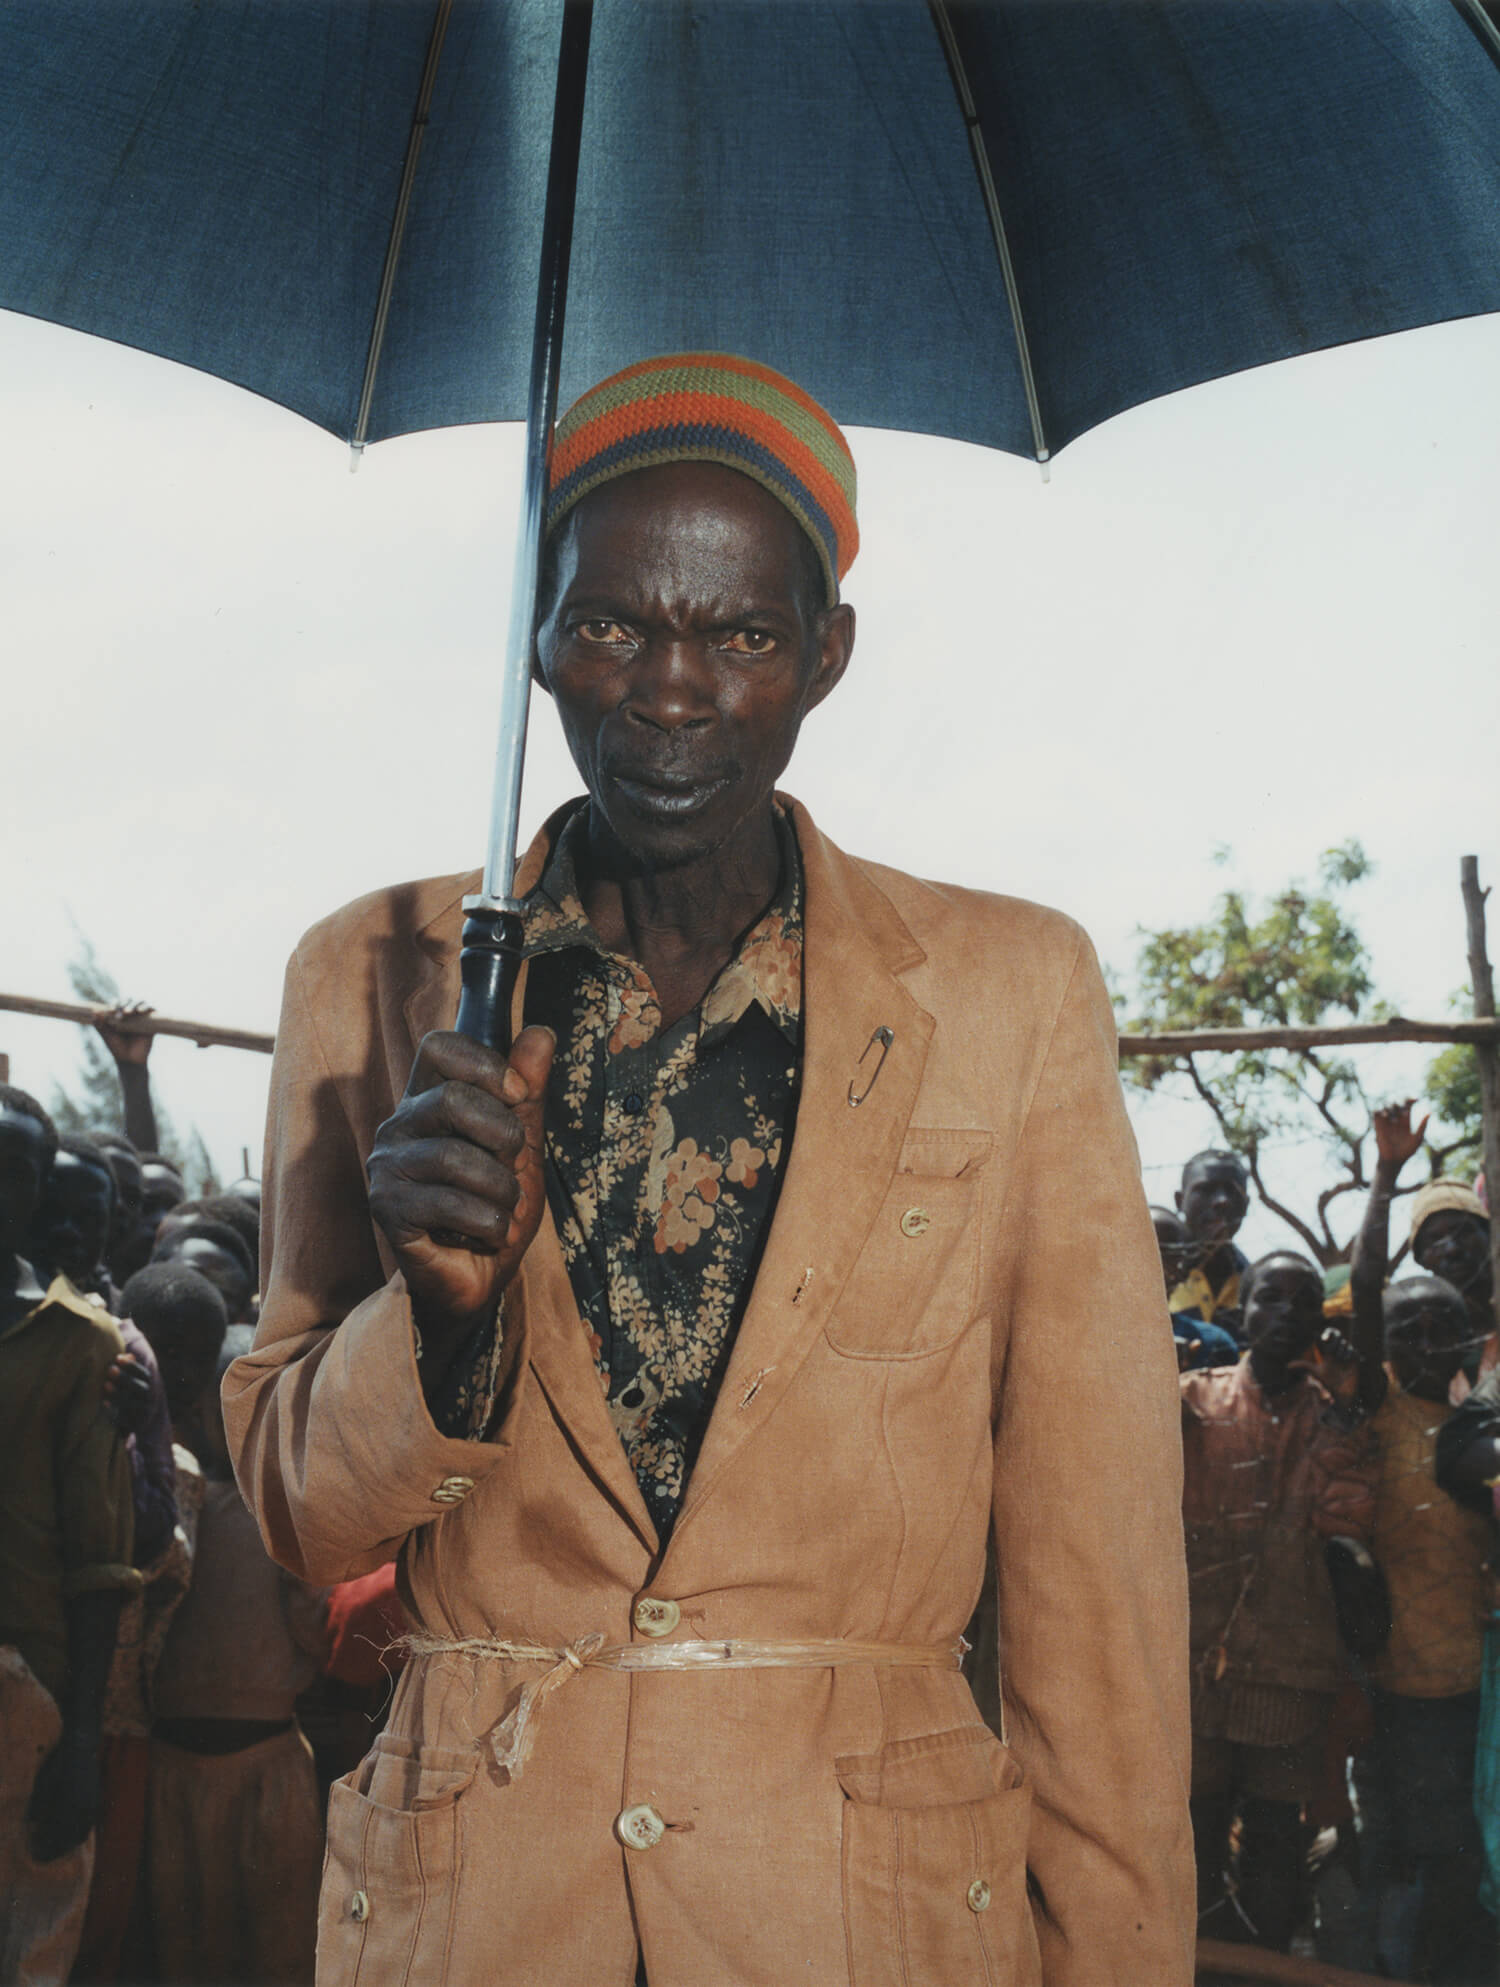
[446,803,803,1543]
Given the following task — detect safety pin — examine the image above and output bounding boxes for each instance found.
[847,1026,894,1106]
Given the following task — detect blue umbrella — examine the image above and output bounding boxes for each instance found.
[4,0,1499,1039]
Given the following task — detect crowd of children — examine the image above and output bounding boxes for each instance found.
[1170,1117,1500,1982]
[0,1065,401,1987]
[4,1017,1500,1986]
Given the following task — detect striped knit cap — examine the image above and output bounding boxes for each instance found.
[547,354,858,605]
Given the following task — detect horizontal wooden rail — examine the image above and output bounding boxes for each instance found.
[5,990,1498,1065]
[0,992,274,1056]
[1119,1016,1500,1056]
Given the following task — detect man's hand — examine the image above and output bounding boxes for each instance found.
[103,1351,153,1437]
[93,999,155,1068]
[27,1726,102,1863]
[366,1026,555,1348]
[1373,1099,1428,1175]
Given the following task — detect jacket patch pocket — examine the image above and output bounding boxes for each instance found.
[837,1726,1040,1987]
[826,1133,989,1359]
[317,1736,477,1987]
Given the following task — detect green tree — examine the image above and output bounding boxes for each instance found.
[1120,843,1478,1264]
[49,935,219,1195]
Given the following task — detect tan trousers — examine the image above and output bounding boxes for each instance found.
[148,1724,323,1985]
[0,1647,95,1987]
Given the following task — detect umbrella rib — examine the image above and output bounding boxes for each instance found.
[927,1,1049,463]
[350,0,456,455]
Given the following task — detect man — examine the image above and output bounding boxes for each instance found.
[227,354,1193,1985]
[1172,1148,1251,1332]
[0,1086,139,1986]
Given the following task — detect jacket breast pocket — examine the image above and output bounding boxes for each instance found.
[837,1725,1040,1987]
[317,1735,478,1987]
[825,1131,991,1359]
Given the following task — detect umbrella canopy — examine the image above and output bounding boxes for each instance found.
[4,0,1500,463]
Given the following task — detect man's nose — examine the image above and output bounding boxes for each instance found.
[625,638,716,731]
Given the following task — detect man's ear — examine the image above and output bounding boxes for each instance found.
[804,601,855,715]
[1174,1188,1185,1214]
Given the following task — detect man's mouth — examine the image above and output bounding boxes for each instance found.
[608,767,732,819]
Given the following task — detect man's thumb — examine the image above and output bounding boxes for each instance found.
[502,1025,555,1150]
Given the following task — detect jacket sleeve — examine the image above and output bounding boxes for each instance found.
[58,1317,141,1602]
[988,932,1196,1985]
[222,943,533,1586]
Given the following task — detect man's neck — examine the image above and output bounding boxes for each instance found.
[577,804,782,1027]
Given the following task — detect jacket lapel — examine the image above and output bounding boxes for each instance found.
[673,802,934,1536]
[398,817,660,1555]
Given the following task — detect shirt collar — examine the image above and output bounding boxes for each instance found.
[521,801,803,1048]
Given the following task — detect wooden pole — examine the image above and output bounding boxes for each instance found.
[1118,1016,1500,1057]
[0,991,274,1056]
[1460,855,1500,1333]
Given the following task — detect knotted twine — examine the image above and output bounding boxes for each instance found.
[397,1630,966,1781]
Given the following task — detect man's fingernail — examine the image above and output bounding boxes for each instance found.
[502,1067,527,1102]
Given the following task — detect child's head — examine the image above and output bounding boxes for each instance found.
[0,1085,56,1263]
[1240,1250,1324,1389]
[121,1261,227,1423]
[1408,1182,1491,1304]
[197,1322,254,1473]
[1383,1273,1475,1402]
[1175,1150,1250,1248]
[28,1132,115,1288]
[1149,1205,1201,1296]
[151,1219,256,1323]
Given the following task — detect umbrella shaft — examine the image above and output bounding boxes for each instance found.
[475,0,595,915]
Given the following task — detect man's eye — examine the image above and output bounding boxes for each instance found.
[722,629,776,655]
[576,619,633,644]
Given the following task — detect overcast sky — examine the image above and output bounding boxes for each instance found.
[4,304,1497,1256]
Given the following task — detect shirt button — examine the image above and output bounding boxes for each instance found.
[431,1475,474,1506]
[967,1878,992,1913]
[633,1596,682,1638]
[622,1090,645,1114]
[900,1206,933,1238]
[349,1889,372,1922]
[616,1803,667,1851]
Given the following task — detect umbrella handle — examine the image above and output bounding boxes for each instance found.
[454,906,525,1055]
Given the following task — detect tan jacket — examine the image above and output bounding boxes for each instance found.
[224,799,1193,1987]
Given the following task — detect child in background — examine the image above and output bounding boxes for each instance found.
[1347,1110,1496,1984]
[1182,1250,1377,1949]
[129,1279,329,1985]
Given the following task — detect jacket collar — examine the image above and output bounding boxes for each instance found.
[396,795,934,1560]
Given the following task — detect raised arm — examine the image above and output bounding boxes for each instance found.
[1349,1101,1427,1409]
[94,1002,160,1154]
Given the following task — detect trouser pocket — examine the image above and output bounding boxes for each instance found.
[837,1725,1041,1987]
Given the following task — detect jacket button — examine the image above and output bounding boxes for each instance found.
[616,1803,667,1851]
[899,1206,932,1237]
[633,1596,681,1637]
[967,1878,992,1913]
[349,1889,371,1922]
[431,1475,474,1506]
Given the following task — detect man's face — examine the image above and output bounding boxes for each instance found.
[115,1160,188,1280]
[1413,1210,1491,1299]
[535,462,853,871]
[1243,1257,1323,1373]
[0,1109,50,1259]
[1177,1160,1249,1247]
[30,1151,113,1286]
[138,1315,220,1423]
[1385,1286,1475,1401]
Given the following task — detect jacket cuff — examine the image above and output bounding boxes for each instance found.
[62,1563,146,1600]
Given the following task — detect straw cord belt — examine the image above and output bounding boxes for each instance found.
[399,1630,968,1780]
